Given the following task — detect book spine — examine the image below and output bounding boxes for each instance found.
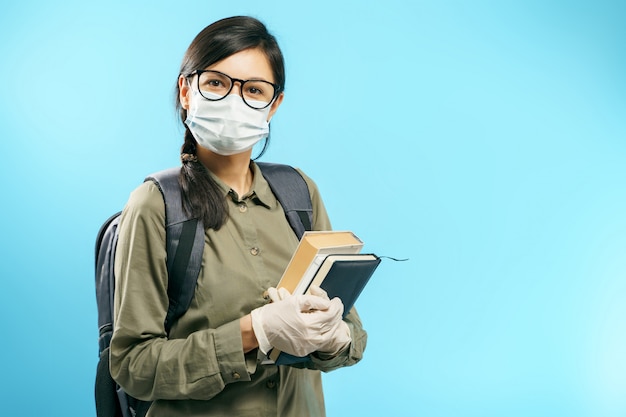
[278,239,318,293]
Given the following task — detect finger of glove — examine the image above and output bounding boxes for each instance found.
[322,321,350,347]
[277,287,292,299]
[264,297,338,349]
[268,319,320,357]
[266,287,284,302]
[297,294,332,313]
[328,318,351,341]
[308,285,329,300]
[326,297,345,320]
[298,307,343,334]
[264,300,327,337]
[319,321,352,355]
[269,336,310,357]
[277,310,344,355]
[312,299,344,333]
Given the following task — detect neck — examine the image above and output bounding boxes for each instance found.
[197,147,253,197]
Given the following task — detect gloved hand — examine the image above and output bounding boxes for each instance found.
[251,287,344,357]
[307,286,352,355]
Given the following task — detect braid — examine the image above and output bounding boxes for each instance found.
[178,127,229,230]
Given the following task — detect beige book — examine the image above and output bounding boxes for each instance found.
[276,231,364,293]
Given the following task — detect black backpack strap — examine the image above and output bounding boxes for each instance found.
[95,347,123,417]
[145,168,205,334]
[257,162,313,239]
[95,212,122,355]
[95,212,137,417]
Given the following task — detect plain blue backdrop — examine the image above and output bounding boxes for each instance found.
[1,1,625,416]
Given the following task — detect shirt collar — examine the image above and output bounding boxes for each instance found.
[247,162,275,209]
[205,161,275,209]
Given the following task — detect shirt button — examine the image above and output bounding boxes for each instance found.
[232,372,241,380]
[250,247,260,256]
[266,379,276,389]
[238,204,247,213]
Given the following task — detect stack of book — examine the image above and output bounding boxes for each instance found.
[267,231,381,364]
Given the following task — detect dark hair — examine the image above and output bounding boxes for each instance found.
[175,16,285,230]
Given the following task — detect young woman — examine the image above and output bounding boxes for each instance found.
[109,16,367,417]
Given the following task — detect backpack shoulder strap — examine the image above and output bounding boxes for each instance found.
[95,211,122,354]
[257,162,313,239]
[145,167,205,334]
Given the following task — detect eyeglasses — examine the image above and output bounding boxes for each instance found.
[187,69,279,110]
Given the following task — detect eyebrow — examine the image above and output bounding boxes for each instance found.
[203,69,274,83]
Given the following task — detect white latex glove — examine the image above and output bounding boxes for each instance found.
[308,286,352,355]
[251,287,344,357]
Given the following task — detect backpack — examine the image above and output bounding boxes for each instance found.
[94,162,313,417]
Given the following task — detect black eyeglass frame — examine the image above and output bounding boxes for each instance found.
[186,69,280,110]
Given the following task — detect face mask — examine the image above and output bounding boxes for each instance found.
[185,90,271,156]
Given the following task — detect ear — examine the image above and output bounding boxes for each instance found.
[267,92,284,122]
[179,76,191,110]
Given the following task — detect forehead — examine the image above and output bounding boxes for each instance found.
[206,48,274,82]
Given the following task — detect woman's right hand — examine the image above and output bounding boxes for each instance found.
[250,287,344,357]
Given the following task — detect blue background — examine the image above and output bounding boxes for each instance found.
[1,1,625,416]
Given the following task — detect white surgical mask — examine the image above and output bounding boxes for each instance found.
[185,90,271,156]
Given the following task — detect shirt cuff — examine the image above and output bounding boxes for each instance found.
[214,320,252,384]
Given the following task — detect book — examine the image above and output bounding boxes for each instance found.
[276,231,364,294]
[305,253,381,316]
[267,249,381,365]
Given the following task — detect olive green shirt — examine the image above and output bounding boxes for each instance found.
[110,163,367,417]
